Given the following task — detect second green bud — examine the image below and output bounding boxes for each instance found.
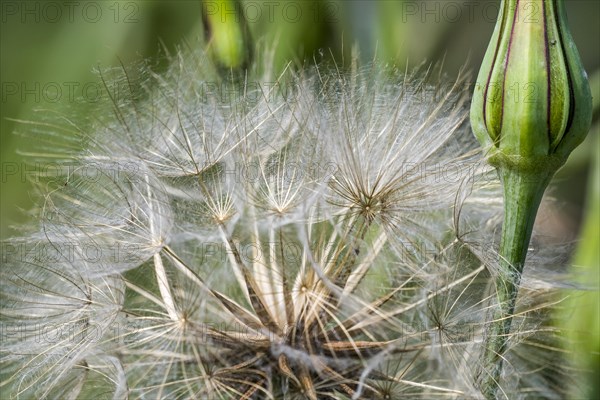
[202,0,252,71]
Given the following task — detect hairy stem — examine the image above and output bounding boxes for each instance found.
[478,166,553,399]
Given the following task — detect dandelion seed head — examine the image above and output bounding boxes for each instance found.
[0,46,579,399]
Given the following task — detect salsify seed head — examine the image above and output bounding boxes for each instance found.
[0,46,582,399]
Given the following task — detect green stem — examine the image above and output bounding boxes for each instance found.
[478,165,554,399]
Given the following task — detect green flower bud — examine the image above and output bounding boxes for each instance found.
[471,0,592,166]
[471,2,593,397]
[202,0,253,70]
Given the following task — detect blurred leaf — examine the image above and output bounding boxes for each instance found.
[563,125,600,399]
[0,1,198,238]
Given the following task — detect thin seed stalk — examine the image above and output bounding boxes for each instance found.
[479,164,555,399]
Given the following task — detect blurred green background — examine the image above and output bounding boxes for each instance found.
[2,0,598,237]
[1,0,598,395]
